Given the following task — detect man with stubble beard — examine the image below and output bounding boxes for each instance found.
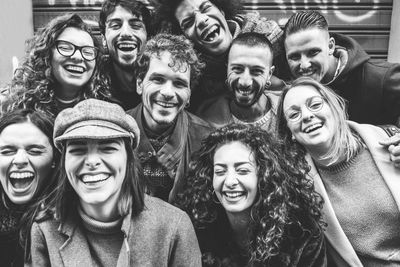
[98,0,151,110]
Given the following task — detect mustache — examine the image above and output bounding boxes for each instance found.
[229,78,261,93]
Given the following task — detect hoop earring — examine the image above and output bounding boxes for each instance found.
[291,134,296,142]
[212,190,220,204]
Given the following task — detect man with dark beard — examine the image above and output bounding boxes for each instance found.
[98,0,151,110]
[197,32,285,131]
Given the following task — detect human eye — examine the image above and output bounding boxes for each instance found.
[28,148,44,156]
[231,66,243,74]
[237,168,250,175]
[107,20,121,29]
[181,17,194,30]
[288,53,300,61]
[82,47,97,59]
[250,68,264,76]
[150,75,165,84]
[0,147,16,156]
[309,49,320,57]
[100,145,119,153]
[201,2,213,12]
[67,146,86,155]
[130,21,144,30]
[214,167,226,176]
[57,41,73,52]
[174,80,188,89]
[308,97,324,111]
[286,110,301,121]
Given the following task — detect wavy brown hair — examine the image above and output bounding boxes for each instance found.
[176,124,324,265]
[6,14,111,116]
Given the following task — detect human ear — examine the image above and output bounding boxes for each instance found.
[328,37,335,55]
[136,79,143,95]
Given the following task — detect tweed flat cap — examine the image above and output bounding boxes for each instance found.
[53,99,140,150]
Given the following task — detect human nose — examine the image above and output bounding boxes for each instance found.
[299,55,311,70]
[195,12,209,29]
[84,150,101,169]
[160,82,174,98]
[70,48,84,61]
[224,170,239,188]
[12,149,29,167]
[301,105,315,122]
[120,22,133,37]
[237,70,252,88]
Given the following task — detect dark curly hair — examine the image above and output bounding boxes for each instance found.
[99,0,153,36]
[136,33,205,89]
[176,124,324,265]
[6,14,111,117]
[154,0,243,35]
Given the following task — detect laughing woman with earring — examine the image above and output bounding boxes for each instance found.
[26,99,201,267]
[277,77,400,266]
[0,109,59,267]
[176,124,326,266]
[2,14,110,116]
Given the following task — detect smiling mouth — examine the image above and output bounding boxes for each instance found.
[80,173,110,184]
[9,172,35,190]
[298,69,315,77]
[222,191,246,199]
[201,25,220,42]
[303,123,323,133]
[65,65,85,74]
[117,42,138,52]
[155,100,178,108]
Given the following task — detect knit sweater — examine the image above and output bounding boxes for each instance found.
[317,146,400,266]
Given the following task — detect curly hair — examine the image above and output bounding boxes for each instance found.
[154,0,243,35]
[136,33,205,89]
[176,123,324,265]
[7,13,111,117]
[99,0,153,36]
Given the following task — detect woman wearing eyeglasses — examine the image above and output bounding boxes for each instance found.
[3,14,110,116]
[277,77,400,266]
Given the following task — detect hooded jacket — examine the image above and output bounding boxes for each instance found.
[330,33,400,126]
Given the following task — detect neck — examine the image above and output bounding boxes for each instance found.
[55,85,80,101]
[322,55,340,85]
[113,62,136,93]
[230,94,269,122]
[309,146,346,167]
[226,210,251,248]
[80,198,120,223]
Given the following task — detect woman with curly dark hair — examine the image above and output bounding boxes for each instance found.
[3,13,111,116]
[176,123,326,266]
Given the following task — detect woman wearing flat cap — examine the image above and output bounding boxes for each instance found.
[25,99,201,267]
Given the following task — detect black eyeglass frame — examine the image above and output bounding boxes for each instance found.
[54,40,98,61]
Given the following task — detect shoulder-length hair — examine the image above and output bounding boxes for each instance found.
[276,77,360,164]
[39,138,144,224]
[7,14,110,116]
[0,109,60,260]
[176,124,324,265]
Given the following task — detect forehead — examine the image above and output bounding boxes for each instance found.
[56,27,93,46]
[228,44,272,67]
[176,0,213,17]
[106,5,143,21]
[214,141,255,163]
[146,52,191,81]
[283,85,321,107]
[285,28,329,52]
[66,138,124,146]
[0,122,50,145]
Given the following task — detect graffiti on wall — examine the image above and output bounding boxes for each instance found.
[250,0,380,24]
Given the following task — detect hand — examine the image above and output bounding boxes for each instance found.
[379,134,400,168]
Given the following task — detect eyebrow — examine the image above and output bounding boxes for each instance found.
[214,162,253,167]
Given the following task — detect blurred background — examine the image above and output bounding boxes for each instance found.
[1,0,399,87]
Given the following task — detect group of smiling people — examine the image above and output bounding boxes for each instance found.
[1,0,400,266]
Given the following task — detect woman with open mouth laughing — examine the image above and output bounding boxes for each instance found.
[176,123,326,266]
[0,109,59,267]
[26,99,201,267]
[2,14,110,117]
[277,77,400,266]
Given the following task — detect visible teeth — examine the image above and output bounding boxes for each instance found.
[203,25,219,42]
[156,101,176,108]
[224,192,245,198]
[117,43,137,50]
[9,172,34,179]
[65,65,84,73]
[238,88,252,96]
[300,70,314,76]
[81,174,109,184]
[304,123,323,133]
